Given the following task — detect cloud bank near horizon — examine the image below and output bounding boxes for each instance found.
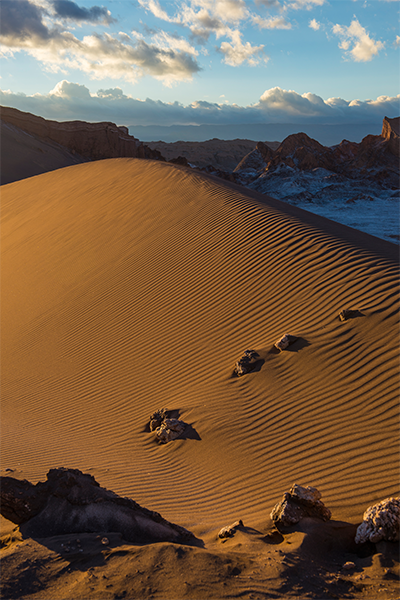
[1,82,399,128]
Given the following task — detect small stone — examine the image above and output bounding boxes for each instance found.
[274,334,297,351]
[338,309,358,321]
[342,561,356,570]
[101,537,109,545]
[218,519,243,538]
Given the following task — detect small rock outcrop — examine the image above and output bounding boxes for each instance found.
[355,497,400,544]
[234,349,261,376]
[381,116,400,158]
[0,468,195,544]
[274,334,297,351]
[218,519,243,539]
[149,408,187,444]
[270,484,331,527]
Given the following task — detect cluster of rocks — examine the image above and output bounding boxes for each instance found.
[1,471,398,550]
[149,408,187,444]
[269,483,400,546]
[233,333,298,376]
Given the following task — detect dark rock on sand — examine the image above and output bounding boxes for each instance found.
[271,483,332,527]
[338,308,364,321]
[149,408,188,443]
[234,349,261,376]
[0,468,195,544]
[274,334,298,351]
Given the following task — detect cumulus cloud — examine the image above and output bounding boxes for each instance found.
[52,1,115,24]
[332,18,384,62]
[252,15,292,29]
[309,18,320,30]
[287,0,325,9]
[395,35,400,47]
[1,82,398,127]
[0,0,201,84]
[219,30,266,65]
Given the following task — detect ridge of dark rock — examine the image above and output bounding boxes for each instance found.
[0,106,165,162]
[0,468,196,544]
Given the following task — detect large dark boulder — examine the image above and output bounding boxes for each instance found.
[0,468,195,544]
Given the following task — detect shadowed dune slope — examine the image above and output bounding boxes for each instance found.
[2,158,399,535]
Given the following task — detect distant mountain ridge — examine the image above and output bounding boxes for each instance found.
[145,138,280,171]
[128,122,383,146]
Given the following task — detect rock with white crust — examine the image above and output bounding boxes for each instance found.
[355,497,400,544]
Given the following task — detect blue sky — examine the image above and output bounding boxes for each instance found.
[0,0,399,126]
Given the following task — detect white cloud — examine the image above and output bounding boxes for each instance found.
[309,18,320,30]
[332,18,384,62]
[285,0,325,9]
[395,35,400,47]
[219,30,266,65]
[138,0,175,23]
[252,15,292,29]
[2,82,398,127]
[50,79,92,99]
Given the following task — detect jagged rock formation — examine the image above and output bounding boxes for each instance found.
[1,106,164,163]
[234,117,399,191]
[355,497,400,544]
[381,116,399,158]
[270,484,332,527]
[0,468,195,544]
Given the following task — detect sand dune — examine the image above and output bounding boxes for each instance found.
[1,159,399,598]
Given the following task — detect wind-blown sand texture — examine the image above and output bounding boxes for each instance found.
[1,158,399,599]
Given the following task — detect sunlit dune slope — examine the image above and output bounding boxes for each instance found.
[2,158,399,534]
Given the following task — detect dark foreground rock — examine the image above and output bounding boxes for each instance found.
[271,483,332,527]
[0,468,195,544]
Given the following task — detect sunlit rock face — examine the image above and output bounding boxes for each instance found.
[0,106,165,162]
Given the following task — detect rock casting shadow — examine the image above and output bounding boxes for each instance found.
[1,468,204,558]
